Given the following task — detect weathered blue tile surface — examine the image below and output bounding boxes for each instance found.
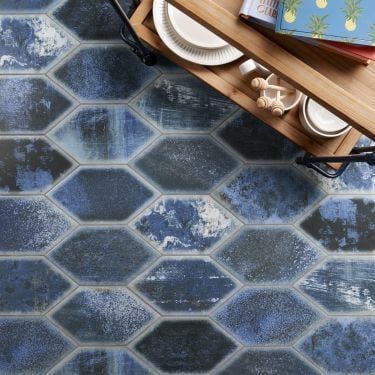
[52,288,156,343]
[133,197,238,253]
[300,197,375,252]
[0,318,74,374]
[132,75,237,132]
[50,227,157,285]
[134,136,238,192]
[0,16,76,72]
[134,258,237,313]
[214,288,320,345]
[300,318,375,373]
[218,110,300,161]
[0,77,73,134]
[50,167,154,222]
[299,258,375,312]
[0,258,72,314]
[49,105,156,163]
[53,348,150,375]
[135,320,236,373]
[53,47,159,101]
[155,54,186,74]
[0,0,57,12]
[215,227,321,283]
[0,197,73,253]
[219,349,318,375]
[0,138,73,193]
[215,166,323,224]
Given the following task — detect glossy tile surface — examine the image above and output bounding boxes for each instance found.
[0,0,57,12]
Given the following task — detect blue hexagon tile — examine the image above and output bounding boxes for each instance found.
[49,227,157,285]
[51,288,157,344]
[0,197,74,253]
[131,75,237,132]
[133,257,238,314]
[50,167,155,222]
[0,317,74,374]
[0,77,74,134]
[0,16,77,72]
[215,166,323,224]
[214,288,321,345]
[0,0,58,12]
[300,196,375,252]
[135,320,237,373]
[299,258,375,313]
[299,318,375,374]
[214,227,321,284]
[49,105,157,163]
[133,196,239,253]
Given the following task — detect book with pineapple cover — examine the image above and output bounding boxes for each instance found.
[275,0,375,46]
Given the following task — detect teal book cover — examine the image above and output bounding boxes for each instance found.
[275,0,375,46]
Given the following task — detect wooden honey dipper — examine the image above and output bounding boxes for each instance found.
[251,77,293,93]
[271,76,285,117]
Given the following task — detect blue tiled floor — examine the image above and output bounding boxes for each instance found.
[0,1,374,374]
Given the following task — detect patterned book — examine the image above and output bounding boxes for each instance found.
[275,0,375,46]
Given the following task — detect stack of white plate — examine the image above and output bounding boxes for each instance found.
[153,0,243,65]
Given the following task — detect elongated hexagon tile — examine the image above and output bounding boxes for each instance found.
[0,197,74,253]
[299,258,375,313]
[135,320,237,373]
[133,196,239,254]
[214,288,321,345]
[52,46,159,101]
[53,348,150,375]
[131,75,237,132]
[53,0,135,41]
[133,257,238,313]
[214,227,321,284]
[50,167,155,222]
[300,196,375,252]
[0,317,74,374]
[52,288,157,344]
[0,0,58,12]
[134,136,238,192]
[219,349,318,375]
[0,138,73,193]
[0,77,73,134]
[155,54,186,74]
[49,105,156,163]
[0,16,77,72]
[214,166,324,224]
[0,258,73,314]
[49,227,157,285]
[217,110,300,161]
[299,318,375,374]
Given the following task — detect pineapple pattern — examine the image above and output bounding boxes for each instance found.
[308,14,328,38]
[282,0,302,23]
[368,24,375,46]
[316,0,328,9]
[343,0,363,31]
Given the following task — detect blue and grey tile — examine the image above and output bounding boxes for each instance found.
[0,0,58,12]
[154,54,187,74]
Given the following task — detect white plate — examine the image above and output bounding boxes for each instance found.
[153,0,243,66]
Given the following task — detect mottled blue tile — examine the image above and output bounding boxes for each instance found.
[0,138,73,193]
[299,258,375,313]
[219,349,318,375]
[300,197,375,252]
[133,197,239,253]
[155,54,186,73]
[49,105,156,163]
[53,348,150,375]
[214,288,321,345]
[0,77,73,134]
[0,0,57,12]
[0,16,77,72]
[50,227,157,285]
[215,166,324,224]
[135,320,236,373]
[300,318,375,373]
[215,227,321,283]
[0,197,74,253]
[134,258,237,313]
[131,75,237,132]
[134,136,238,192]
[52,288,156,344]
[50,167,154,222]
[53,46,159,101]
[0,258,72,313]
[0,318,74,374]
[217,110,301,161]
